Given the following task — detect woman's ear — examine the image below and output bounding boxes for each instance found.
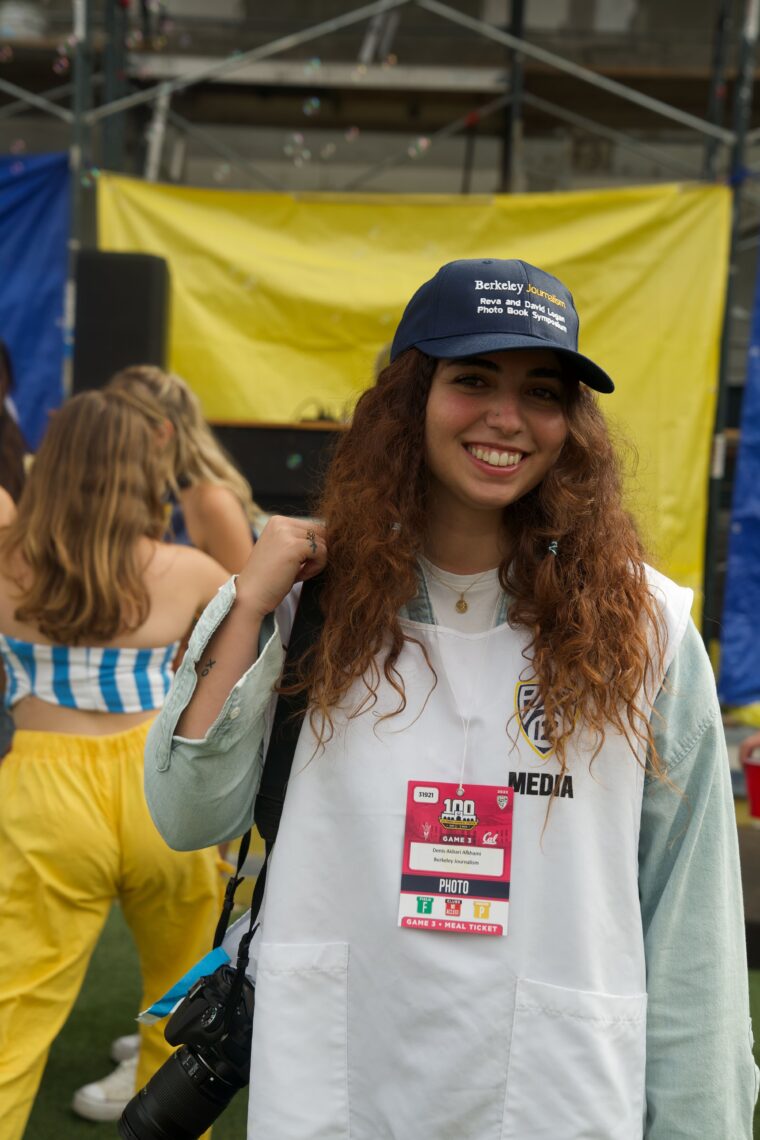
[154,417,175,449]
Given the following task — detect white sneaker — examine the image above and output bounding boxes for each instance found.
[110,1032,140,1063]
[71,1054,138,1122]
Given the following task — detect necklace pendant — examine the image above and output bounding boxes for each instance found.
[455,598,469,614]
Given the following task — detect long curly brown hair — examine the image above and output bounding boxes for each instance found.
[300,348,665,778]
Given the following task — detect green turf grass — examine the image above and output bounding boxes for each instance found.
[750,969,760,1139]
[26,905,248,1139]
[26,904,760,1137]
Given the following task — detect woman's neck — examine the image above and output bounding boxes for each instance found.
[424,505,508,574]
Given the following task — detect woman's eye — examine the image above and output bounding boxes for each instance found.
[529,386,561,402]
[453,374,488,389]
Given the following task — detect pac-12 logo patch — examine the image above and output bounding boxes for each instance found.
[515,681,555,758]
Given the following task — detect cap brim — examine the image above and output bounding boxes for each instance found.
[411,333,615,394]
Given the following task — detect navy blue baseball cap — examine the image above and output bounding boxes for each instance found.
[390,258,614,394]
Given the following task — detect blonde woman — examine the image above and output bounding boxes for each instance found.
[75,366,264,1110]
[0,391,229,1138]
[107,365,267,573]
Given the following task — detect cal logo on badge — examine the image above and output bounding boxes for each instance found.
[515,681,554,758]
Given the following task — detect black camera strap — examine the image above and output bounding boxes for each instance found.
[212,829,251,949]
[213,574,324,968]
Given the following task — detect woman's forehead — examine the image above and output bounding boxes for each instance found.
[438,348,563,373]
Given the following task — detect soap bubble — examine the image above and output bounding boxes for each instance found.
[0,45,14,63]
[213,163,231,183]
[52,57,70,75]
[285,131,313,165]
[302,96,320,117]
[10,139,25,154]
[344,126,360,143]
[320,142,337,159]
[382,53,398,68]
[10,161,24,176]
[417,136,431,152]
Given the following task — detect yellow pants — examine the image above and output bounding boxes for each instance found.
[0,721,222,1140]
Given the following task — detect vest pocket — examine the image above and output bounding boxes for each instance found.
[249,941,350,1139]
[502,977,647,1140]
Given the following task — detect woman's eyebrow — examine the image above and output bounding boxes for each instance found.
[527,366,563,379]
[443,356,500,371]
[444,358,563,380]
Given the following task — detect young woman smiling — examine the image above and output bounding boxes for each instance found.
[144,258,757,1140]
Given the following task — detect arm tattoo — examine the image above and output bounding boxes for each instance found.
[200,658,217,677]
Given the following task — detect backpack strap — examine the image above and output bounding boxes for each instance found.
[254,574,324,848]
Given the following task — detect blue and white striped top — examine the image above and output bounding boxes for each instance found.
[0,635,180,713]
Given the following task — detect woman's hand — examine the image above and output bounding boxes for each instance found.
[174,517,326,740]
[235,516,327,620]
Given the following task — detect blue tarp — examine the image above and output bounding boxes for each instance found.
[719,251,760,706]
[0,153,68,448]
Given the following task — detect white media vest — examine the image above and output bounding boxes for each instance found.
[244,567,692,1140]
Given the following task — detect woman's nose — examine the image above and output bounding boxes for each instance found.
[484,393,523,433]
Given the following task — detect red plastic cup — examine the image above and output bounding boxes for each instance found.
[742,753,760,824]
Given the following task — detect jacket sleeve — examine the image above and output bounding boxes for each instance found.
[144,577,291,851]
[640,618,759,1138]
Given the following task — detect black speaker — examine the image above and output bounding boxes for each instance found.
[72,251,170,393]
[212,423,345,517]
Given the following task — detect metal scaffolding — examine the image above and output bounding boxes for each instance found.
[0,0,756,643]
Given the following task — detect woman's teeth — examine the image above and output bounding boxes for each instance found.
[466,445,524,469]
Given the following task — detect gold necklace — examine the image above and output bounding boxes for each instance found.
[423,563,495,614]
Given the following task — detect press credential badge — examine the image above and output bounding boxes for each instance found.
[398,780,513,936]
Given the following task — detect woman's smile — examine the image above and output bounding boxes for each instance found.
[463,442,529,472]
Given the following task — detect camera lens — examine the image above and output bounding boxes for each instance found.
[119,1047,240,1140]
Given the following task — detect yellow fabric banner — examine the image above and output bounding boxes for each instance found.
[98,176,730,598]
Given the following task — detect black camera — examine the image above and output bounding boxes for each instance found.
[118,963,255,1140]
